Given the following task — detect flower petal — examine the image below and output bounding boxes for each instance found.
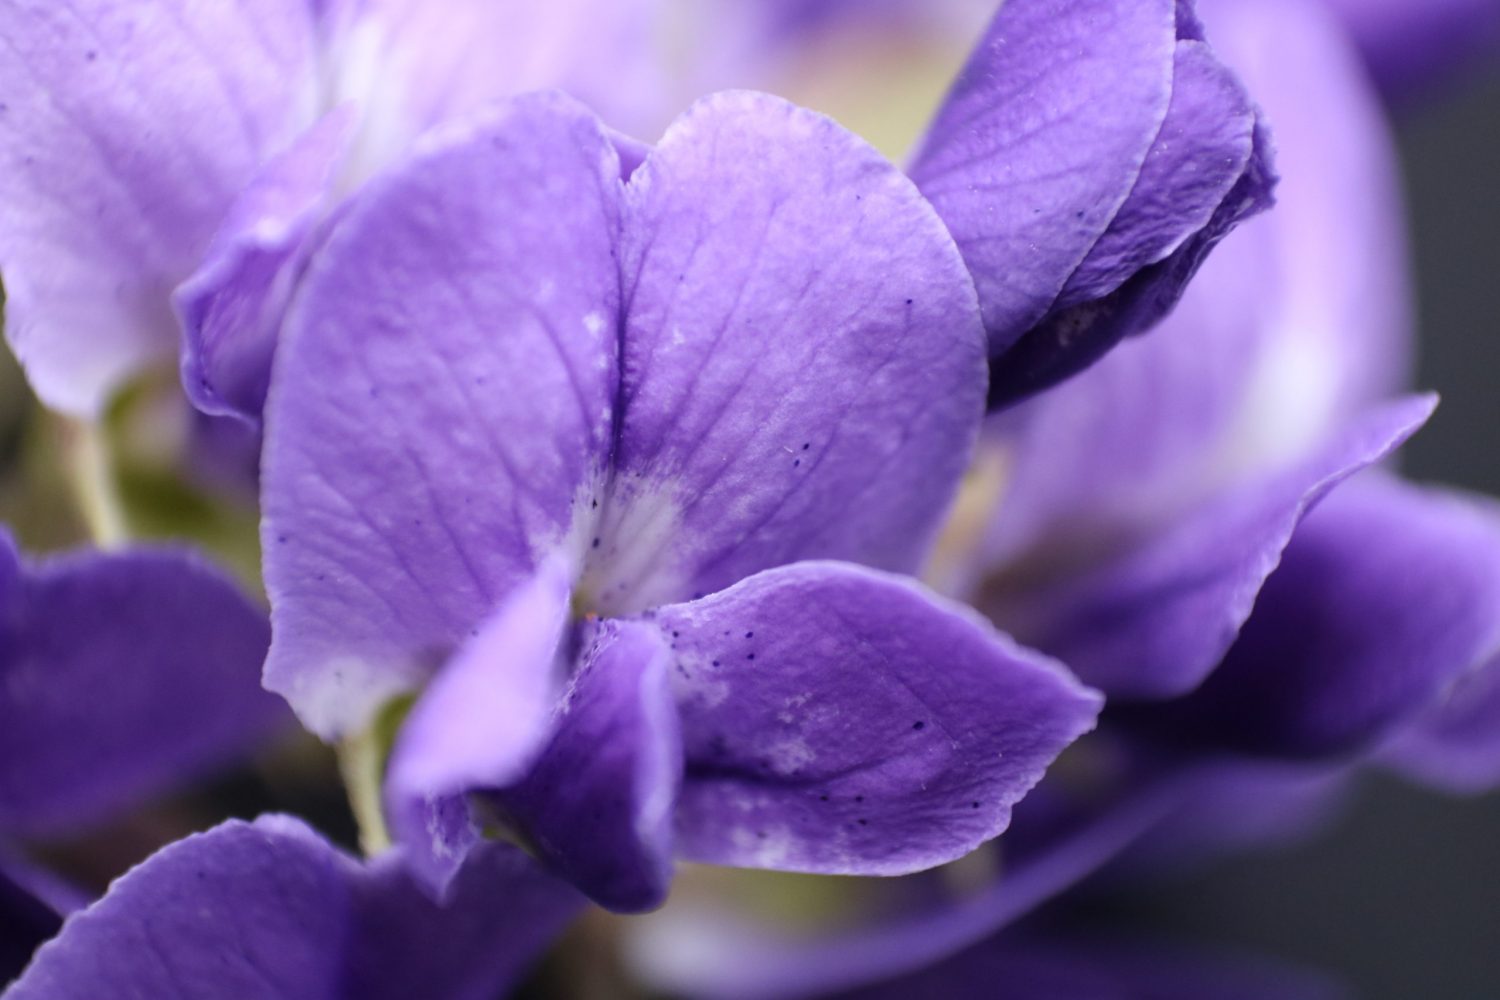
[1139,476,1500,760]
[261,93,623,738]
[909,0,1266,399]
[593,91,985,615]
[0,531,284,836]
[1318,0,1500,99]
[984,396,1435,698]
[175,108,355,423]
[6,816,582,1000]
[0,0,320,415]
[497,619,683,913]
[384,559,574,893]
[653,561,1100,877]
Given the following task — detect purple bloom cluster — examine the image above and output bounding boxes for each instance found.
[1,0,1497,996]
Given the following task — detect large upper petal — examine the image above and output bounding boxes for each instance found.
[982,396,1434,699]
[590,91,985,615]
[1133,476,1500,760]
[908,0,1268,401]
[0,0,321,415]
[497,619,683,913]
[0,531,286,837]
[5,816,583,1000]
[652,561,1100,877]
[261,93,623,739]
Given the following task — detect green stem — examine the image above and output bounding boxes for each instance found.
[61,417,127,548]
[338,725,393,857]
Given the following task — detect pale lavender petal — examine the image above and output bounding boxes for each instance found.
[0,0,320,415]
[595,91,984,615]
[653,561,1100,877]
[1145,476,1500,759]
[384,559,574,894]
[261,94,622,738]
[497,619,682,913]
[984,396,1435,698]
[175,107,355,422]
[0,531,285,837]
[910,0,1268,401]
[335,0,669,158]
[6,816,582,1000]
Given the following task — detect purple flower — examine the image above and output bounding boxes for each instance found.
[4,816,583,1000]
[1316,0,1500,100]
[258,90,1100,912]
[0,0,665,418]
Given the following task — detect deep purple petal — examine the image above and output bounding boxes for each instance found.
[1316,0,1500,100]
[0,532,285,837]
[0,0,320,415]
[981,0,1410,577]
[1138,476,1500,760]
[596,91,984,614]
[653,561,1100,877]
[1384,645,1500,793]
[175,108,355,423]
[261,93,622,738]
[0,855,70,984]
[384,560,574,894]
[984,396,1435,698]
[910,0,1267,401]
[5,816,582,1000]
[498,619,682,913]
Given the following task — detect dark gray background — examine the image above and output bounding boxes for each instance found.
[1120,67,1500,1000]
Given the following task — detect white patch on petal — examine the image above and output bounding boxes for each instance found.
[581,479,687,616]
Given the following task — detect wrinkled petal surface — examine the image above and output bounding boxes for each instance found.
[261,93,622,738]
[0,532,284,836]
[0,0,320,414]
[176,108,354,422]
[499,619,682,913]
[653,561,1100,877]
[591,91,984,615]
[1139,476,1500,759]
[6,816,582,1000]
[984,396,1435,698]
[385,560,574,893]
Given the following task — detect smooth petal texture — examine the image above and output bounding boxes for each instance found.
[333,0,670,167]
[261,94,622,738]
[982,396,1435,698]
[1384,646,1500,793]
[0,533,285,836]
[653,561,1100,877]
[1316,0,1500,99]
[591,91,985,615]
[1137,476,1500,759]
[498,619,683,913]
[0,0,320,415]
[176,107,354,422]
[385,560,573,894]
[6,816,583,1000]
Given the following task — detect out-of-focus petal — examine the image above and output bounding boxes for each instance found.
[909,0,1269,403]
[175,108,355,423]
[594,91,984,615]
[0,0,321,415]
[6,816,583,1000]
[384,560,574,894]
[654,561,1100,878]
[261,94,622,739]
[0,531,284,837]
[1,855,71,984]
[498,620,682,913]
[1384,647,1500,793]
[1313,0,1500,100]
[984,396,1434,698]
[1140,476,1500,759]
